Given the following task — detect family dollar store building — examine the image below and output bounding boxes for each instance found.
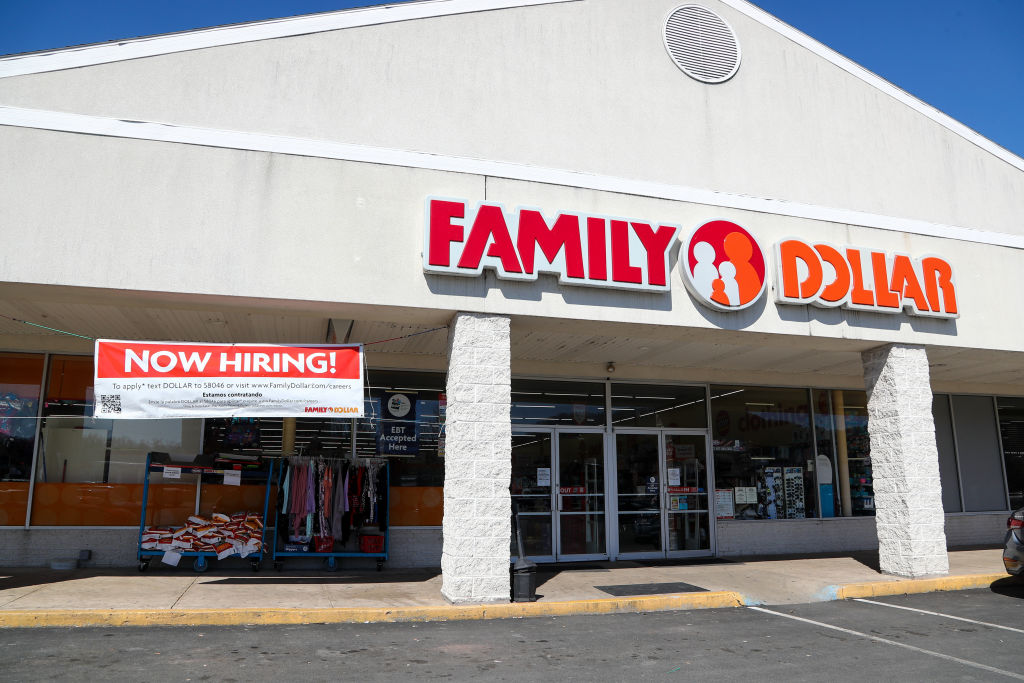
[1,0,1023,603]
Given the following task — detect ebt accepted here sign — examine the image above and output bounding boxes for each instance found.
[93,340,363,419]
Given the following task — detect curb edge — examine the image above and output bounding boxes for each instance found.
[0,591,746,628]
[833,572,1006,600]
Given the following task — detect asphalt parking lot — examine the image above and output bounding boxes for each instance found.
[1,581,1021,681]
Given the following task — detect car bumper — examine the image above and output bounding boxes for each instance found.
[1003,529,1024,576]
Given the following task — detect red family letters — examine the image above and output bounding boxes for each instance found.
[424,198,680,291]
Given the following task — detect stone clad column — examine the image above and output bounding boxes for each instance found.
[861,344,949,577]
[441,312,512,603]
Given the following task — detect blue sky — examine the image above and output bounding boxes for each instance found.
[1,0,1022,157]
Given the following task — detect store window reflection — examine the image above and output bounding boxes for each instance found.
[710,386,817,520]
[0,353,44,526]
[610,383,706,429]
[354,370,446,526]
[511,379,606,427]
[828,390,873,517]
[997,397,1024,510]
[33,355,201,526]
[810,389,839,518]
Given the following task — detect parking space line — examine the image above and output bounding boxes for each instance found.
[853,598,1024,635]
[747,606,1024,681]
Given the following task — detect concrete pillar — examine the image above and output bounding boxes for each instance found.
[441,312,512,603]
[861,344,949,577]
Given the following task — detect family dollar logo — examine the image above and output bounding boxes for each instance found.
[681,220,767,311]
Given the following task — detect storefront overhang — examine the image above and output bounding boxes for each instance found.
[3,283,1023,396]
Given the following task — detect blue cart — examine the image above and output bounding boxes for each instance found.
[137,454,274,573]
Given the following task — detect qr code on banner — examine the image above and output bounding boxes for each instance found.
[98,394,122,414]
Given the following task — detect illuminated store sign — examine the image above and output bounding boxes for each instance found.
[424,198,958,319]
[424,198,679,291]
[679,220,767,312]
[773,238,957,318]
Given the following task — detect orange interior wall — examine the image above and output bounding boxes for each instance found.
[0,482,29,526]
[389,486,443,526]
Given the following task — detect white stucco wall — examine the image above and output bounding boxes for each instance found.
[1,126,1022,362]
[1,0,1022,238]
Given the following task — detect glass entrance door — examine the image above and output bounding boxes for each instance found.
[663,432,712,556]
[555,431,606,560]
[511,429,608,562]
[613,430,713,559]
[615,433,662,556]
[511,431,554,561]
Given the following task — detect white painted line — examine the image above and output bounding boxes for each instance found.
[2,105,1022,251]
[852,598,1024,635]
[748,606,1024,681]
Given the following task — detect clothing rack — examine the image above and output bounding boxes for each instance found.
[270,455,389,571]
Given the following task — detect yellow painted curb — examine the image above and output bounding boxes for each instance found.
[835,573,1007,600]
[0,591,744,628]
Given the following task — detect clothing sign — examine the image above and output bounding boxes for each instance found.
[93,340,363,419]
[376,392,418,456]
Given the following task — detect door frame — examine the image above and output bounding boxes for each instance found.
[511,426,610,562]
[511,427,556,563]
[609,427,716,560]
[553,427,609,562]
[662,429,716,559]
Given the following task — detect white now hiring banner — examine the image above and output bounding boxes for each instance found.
[93,340,363,419]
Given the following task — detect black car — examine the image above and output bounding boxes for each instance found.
[1003,508,1024,576]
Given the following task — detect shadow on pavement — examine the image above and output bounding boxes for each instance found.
[203,570,440,585]
[989,575,1024,599]
[0,570,91,593]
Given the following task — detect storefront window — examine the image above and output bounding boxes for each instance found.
[356,370,445,526]
[825,390,873,517]
[997,397,1024,510]
[0,353,44,525]
[711,385,817,520]
[511,379,606,427]
[610,383,706,429]
[33,355,202,526]
[810,389,839,518]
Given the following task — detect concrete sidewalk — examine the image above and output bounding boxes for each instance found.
[0,548,1011,628]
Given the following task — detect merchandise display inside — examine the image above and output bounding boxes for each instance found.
[711,386,817,520]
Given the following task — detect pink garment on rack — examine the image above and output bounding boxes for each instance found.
[289,461,308,538]
[305,461,315,516]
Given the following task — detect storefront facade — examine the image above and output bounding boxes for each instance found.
[1,0,1022,602]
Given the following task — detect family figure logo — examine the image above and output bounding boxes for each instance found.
[681,220,767,311]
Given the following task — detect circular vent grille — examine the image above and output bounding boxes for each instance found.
[664,5,741,84]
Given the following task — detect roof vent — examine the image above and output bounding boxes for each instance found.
[664,4,741,84]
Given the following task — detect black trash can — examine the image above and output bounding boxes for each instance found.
[511,556,538,602]
[510,500,538,602]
